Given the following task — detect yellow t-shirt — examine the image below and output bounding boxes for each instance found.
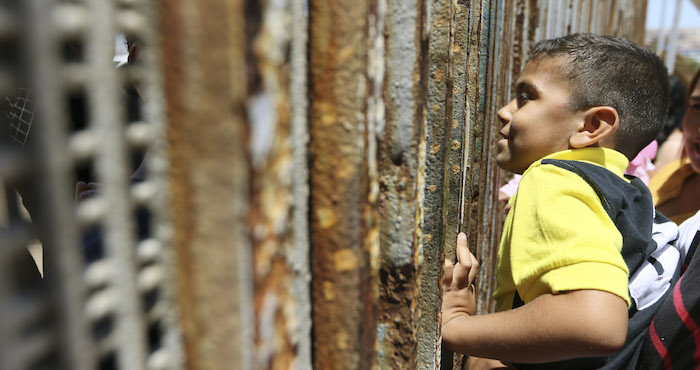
[494,148,631,312]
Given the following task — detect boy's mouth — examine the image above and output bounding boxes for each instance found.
[497,132,510,148]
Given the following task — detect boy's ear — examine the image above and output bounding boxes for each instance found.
[569,106,619,149]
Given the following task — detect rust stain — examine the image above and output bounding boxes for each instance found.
[323,280,336,301]
[433,69,445,82]
[319,104,337,126]
[335,157,358,180]
[316,207,338,229]
[337,46,356,64]
[336,330,350,350]
[334,249,358,271]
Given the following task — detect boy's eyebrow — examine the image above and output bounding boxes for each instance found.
[515,80,541,96]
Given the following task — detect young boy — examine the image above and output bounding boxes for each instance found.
[441,33,673,368]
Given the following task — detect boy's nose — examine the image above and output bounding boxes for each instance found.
[497,99,515,126]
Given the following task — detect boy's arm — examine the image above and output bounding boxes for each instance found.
[443,289,628,363]
[442,234,628,364]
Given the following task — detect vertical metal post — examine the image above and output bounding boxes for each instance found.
[28,1,96,369]
[88,0,146,367]
[156,0,253,369]
[309,0,376,368]
[246,0,313,368]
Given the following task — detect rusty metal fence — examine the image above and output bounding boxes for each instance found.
[0,0,647,369]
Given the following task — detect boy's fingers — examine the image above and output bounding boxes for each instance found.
[456,232,471,266]
[443,260,454,285]
[467,252,479,285]
[452,260,470,288]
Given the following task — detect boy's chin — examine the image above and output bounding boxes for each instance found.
[496,157,525,174]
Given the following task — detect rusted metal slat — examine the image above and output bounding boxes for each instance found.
[410,1,446,368]
[245,1,312,368]
[423,0,454,368]
[309,0,376,368]
[473,0,496,276]
[157,0,253,369]
[443,1,471,368]
[477,0,506,316]
[461,0,485,261]
[444,0,469,260]
[376,0,438,367]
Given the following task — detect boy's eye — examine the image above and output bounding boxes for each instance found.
[516,93,530,107]
[690,103,700,111]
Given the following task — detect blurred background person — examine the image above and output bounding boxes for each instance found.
[650,66,700,224]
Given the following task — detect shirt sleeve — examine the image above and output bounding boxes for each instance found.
[509,164,631,306]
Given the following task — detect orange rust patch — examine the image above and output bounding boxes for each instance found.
[316,207,337,229]
[334,249,358,272]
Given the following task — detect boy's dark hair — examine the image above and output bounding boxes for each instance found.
[530,33,670,160]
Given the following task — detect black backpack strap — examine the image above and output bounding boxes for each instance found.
[542,159,615,218]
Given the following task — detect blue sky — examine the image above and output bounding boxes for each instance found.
[646,0,700,29]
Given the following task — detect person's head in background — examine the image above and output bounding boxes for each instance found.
[683,67,700,173]
[648,66,700,225]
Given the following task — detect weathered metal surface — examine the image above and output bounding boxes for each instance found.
[446,0,469,258]
[246,0,312,368]
[376,0,433,367]
[423,0,453,368]
[309,1,376,368]
[157,0,252,369]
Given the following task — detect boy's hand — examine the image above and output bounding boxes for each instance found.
[442,232,478,332]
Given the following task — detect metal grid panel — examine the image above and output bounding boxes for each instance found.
[0,1,182,369]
